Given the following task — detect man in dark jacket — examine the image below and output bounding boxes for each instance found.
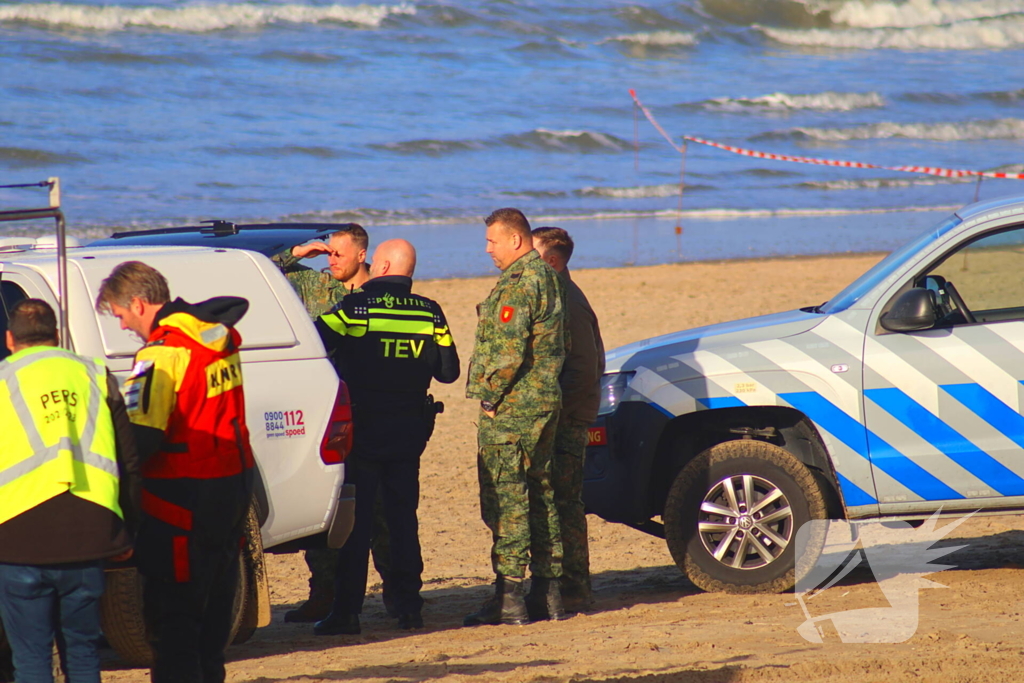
[97,262,254,683]
[0,299,140,683]
[533,227,605,613]
[313,239,460,635]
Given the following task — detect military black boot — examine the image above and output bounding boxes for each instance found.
[526,577,568,622]
[463,576,529,626]
[284,581,335,623]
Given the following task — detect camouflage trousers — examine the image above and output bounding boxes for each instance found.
[551,416,591,596]
[304,492,392,593]
[477,410,563,580]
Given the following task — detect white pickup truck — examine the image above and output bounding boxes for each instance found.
[0,221,356,667]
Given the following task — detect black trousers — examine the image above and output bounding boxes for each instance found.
[143,540,240,683]
[333,456,424,616]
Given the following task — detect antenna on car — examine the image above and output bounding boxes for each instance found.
[0,178,70,349]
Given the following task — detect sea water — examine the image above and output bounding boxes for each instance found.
[1,0,1023,277]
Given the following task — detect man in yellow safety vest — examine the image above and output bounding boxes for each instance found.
[0,299,140,683]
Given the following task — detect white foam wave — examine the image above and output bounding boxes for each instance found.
[762,15,1024,50]
[799,176,972,190]
[0,2,415,32]
[603,30,698,47]
[822,0,1024,29]
[579,184,685,199]
[773,118,1024,141]
[702,91,884,112]
[530,129,630,151]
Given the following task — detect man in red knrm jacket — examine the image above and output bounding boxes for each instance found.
[97,261,254,683]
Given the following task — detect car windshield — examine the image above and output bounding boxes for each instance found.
[820,214,962,314]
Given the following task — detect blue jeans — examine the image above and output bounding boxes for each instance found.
[0,562,105,683]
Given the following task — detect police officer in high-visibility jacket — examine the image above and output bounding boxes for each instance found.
[0,298,140,683]
[96,262,254,683]
[313,239,460,636]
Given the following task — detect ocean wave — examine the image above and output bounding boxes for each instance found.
[577,183,713,199]
[760,15,1024,50]
[0,2,415,33]
[372,129,631,157]
[501,129,632,153]
[756,118,1024,142]
[499,190,569,199]
[373,139,486,155]
[827,0,1024,29]
[796,176,973,190]
[602,31,699,47]
[248,203,964,228]
[979,88,1024,102]
[615,5,693,30]
[702,0,1024,29]
[0,146,88,168]
[208,145,351,159]
[693,91,884,112]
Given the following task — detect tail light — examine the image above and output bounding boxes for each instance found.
[320,380,353,464]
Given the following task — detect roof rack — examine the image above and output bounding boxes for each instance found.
[0,178,71,348]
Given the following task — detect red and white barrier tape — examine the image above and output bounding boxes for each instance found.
[628,89,1024,180]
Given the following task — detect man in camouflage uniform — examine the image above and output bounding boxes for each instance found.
[533,227,605,613]
[273,225,394,622]
[464,208,568,626]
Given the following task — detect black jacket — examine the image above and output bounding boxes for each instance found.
[316,276,460,459]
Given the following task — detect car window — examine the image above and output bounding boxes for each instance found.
[923,224,1024,325]
[822,214,962,314]
[0,281,28,361]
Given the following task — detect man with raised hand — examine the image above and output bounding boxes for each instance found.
[314,239,459,635]
[0,299,139,683]
[97,261,254,683]
[274,225,395,624]
[274,223,370,311]
[532,226,605,614]
[464,208,568,626]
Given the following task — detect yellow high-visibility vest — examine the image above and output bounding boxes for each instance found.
[0,345,121,526]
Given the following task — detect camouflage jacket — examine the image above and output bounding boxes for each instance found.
[272,251,352,318]
[466,249,567,415]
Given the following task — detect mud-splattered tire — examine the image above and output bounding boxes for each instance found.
[101,559,248,667]
[664,439,828,594]
[99,568,151,667]
[232,505,265,645]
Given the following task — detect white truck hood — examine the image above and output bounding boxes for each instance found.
[604,308,825,373]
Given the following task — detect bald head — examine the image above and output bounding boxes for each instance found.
[369,239,417,279]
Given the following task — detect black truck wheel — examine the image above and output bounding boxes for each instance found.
[664,439,828,594]
[101,559,248,667]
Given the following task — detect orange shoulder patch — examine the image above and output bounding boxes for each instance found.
[499,306,515,323]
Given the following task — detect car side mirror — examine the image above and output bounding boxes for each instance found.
[880,288,938,332]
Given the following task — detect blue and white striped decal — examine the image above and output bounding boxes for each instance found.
[624,314,1024,517]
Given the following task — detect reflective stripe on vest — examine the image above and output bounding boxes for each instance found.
[0,347,121,525]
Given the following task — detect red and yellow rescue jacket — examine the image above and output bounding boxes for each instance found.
[124,297,254,582]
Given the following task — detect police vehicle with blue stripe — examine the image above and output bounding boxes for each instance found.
[584,196,1024,594]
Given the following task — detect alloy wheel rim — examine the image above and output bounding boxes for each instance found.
[696,473,794,570]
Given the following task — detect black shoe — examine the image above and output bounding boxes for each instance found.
[313,612,361,636]
[526,577,569,622]
[463,576,529,627]
[284,588,335,623]
[397,612,424,630]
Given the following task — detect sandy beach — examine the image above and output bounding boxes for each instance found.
[96,252,1024,683]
